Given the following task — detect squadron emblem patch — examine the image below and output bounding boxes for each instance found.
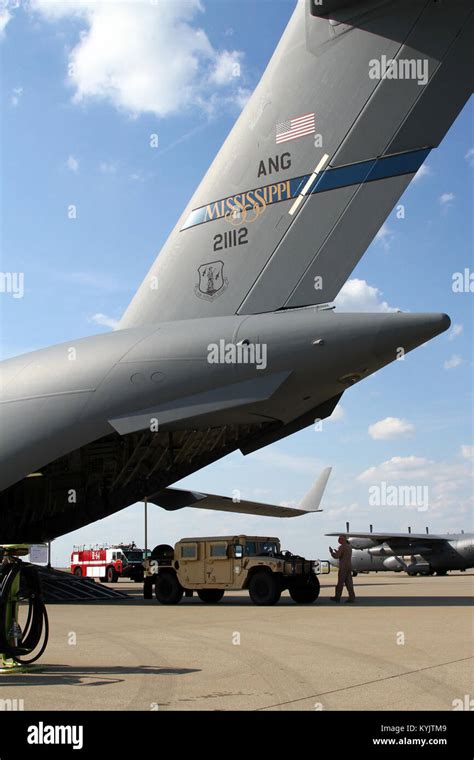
[195,261,229,301]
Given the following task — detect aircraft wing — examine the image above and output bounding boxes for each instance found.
[326,531,449,552]
[120,0,473,327]
[149,467,332,518]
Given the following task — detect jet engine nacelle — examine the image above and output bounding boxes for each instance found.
[348,538,377,550]
[368,543,393,557]
[382,556,406,571]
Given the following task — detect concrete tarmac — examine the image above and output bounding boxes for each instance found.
[0,572,472,711]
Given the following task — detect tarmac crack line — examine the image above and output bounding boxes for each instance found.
[256,655,474,711]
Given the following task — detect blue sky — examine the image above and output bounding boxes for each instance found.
[1,0,473,566]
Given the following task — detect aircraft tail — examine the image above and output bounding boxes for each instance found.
[120,0,473,328]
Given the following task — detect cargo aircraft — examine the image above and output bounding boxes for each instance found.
[1,0,472,542]
[327,530,474,575]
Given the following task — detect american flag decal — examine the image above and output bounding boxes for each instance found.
[276,112,316,144]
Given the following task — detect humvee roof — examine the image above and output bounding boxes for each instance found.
[178,535,279,543]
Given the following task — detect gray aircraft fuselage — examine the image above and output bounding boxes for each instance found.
[0,310,449,541]
[346,534,474,574]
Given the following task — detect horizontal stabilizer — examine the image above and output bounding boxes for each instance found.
[149,466,332,518]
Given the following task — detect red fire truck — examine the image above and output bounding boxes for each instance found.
[70,543,145,583]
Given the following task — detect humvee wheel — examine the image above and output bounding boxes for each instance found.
[249,571,281,605]
[289,575,320,604]
[143,576,154,599]
[197,589,225,604]
[155,571,183,604]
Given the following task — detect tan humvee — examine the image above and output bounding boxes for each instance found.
[144,536,329,605]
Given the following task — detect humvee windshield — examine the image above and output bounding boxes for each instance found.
[244,541,279,556]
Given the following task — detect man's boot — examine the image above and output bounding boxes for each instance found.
[330,587,341,602]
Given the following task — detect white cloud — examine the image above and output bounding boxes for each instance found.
[464,148,474,167]
[358,455,432,482]
[413,162,431,182]
[99,161,117,174]
[334,278,399,313]
[443,354,463,370]
[0,3,11,39]
[67,155,79,172]
[448,323,463,341]
[129,169,153,182]
[230,86,252,110]
[374,222,393,251]
[357,452,473,514]
[209,50,243,85]
[439,192,455,206]
[89,313,119,330]
[251,449,322,476]
[368,417,415,441]
[30,0,246,118]
[325,502,361,518]
[11,86,23,106]
[461,445,474,462]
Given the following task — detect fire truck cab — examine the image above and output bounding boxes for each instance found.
[70,543,144,583]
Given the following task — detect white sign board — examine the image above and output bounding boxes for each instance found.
[29,544,48,565]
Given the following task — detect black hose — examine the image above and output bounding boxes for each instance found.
[0,559,49,665]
